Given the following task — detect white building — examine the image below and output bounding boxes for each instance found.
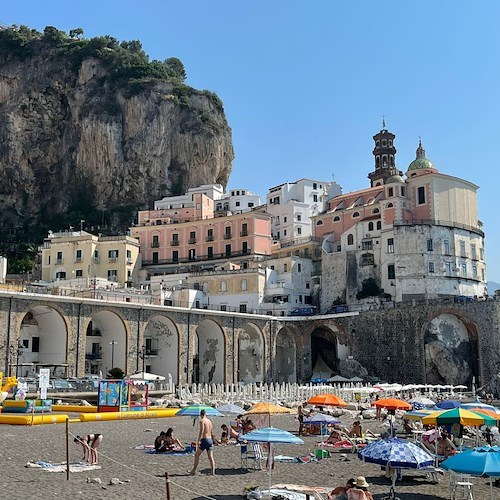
[266,178,341,244]
[216,188,262,214]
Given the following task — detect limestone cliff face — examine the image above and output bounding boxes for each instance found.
[0,44,233,232]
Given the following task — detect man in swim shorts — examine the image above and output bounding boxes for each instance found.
[189,409,215,475]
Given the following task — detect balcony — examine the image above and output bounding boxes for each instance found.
[171,240,179,246]
[145,348,158,356]
[188,238,197,244]
[75,257,82,263]
[56,258,64,264]
[224,232,232,240]
[85,352,102,360]
[93,257,100,263]
[151,242,160,248]
[240,230,248,237]
[126,258,133,265]
[109,257,118,263]
[206,235,214,242]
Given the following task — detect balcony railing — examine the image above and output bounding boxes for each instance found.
[75,257,82,263]
[240,230,248,237]
[224,232,232,239]
[151,242,160,248]
[188,238,197,244]
[142,248,260,266]
[85,353,102,360]
[109,257,118,263]
[206,235,214,242]
[145,348,158,356]
[171,240,179,246]
[56,258,64,264]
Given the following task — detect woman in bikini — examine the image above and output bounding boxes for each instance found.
[74,433,103,464]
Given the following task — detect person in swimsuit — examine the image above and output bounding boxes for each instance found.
[74,433,103,464]
[165,427,184,450]
[155,431,168,452]
[189,409,215,475]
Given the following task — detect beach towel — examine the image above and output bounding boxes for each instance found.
[274,455,296,463]
[26,461,101,473]
[146,447,194,456]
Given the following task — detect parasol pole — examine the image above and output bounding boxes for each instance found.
[268,442,272,498]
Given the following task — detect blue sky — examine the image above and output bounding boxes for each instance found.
[2,1,500,281]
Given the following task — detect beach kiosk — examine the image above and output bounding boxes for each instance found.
[97,379,149,412]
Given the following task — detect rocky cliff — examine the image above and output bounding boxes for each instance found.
[0,27,234,240]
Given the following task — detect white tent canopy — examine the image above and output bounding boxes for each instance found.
[128,372,165,381]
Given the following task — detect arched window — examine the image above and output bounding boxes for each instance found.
[377,221,382,230]
[353,212,360,218]
[372,208,380,214]
[347,234,354,245]
[387,202,394,208]
[316,220,323,226]
[333,216,340,222]
[368,222,374,231]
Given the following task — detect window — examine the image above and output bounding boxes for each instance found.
[75,249,82,262]
[362,241,373,251]
[472,265,478,278]
[471,244,477,260]
[283,217,287,223]
[248,202,254,207]
[172,250,179,262]
[306,282,310,289]
[220,304,227,311]
[333,216,340,222]
[220,281,227,292]
[388,264,395,280]
[284,263,288,272]
[401,186,405,196]
[283,229,287,236]
[76,269,83,278]
[242,241,248,254]
[461,262,467,276]
[361,253,374,266]
[240,223,248,237]
[239,304,247,313]
[152,234,159,248]
[352,211,360,218]
[225,244,232,257]
[297,227,302,235]
[172,233,179,245]
[126,250,132,259]
[445,261,452,275]
[152,252,158,264]
[297,214,301,221]
[377,221,382,230]
[225,226,232,239]
[427,239,433,251]
[443,240,450,255]
[388,187,394,197]
[372,208,380,214]
[56,251,63,264]
[480,247,485,260]
[32,337,40,352]
[206,228,214,241]
[189,231,196,244]
[368,222,374,231]
[241,279,247,291]
[316,220,324,225]
[313,183,317,189]
[428,262,435,273]
[347,234,354,245]
[108,249,118,262]
[386,202,394,208]
[107,269,117,281]
[188,248,196,260]
[417,186,426,204]
[55,271,66,279]
[387,238,394,253]
[235,201,240,207]
[313,194,318,202]
[460,240,466,257]
[297,263,302,272]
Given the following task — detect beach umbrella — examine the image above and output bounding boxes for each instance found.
[404,409,435,421]
[358,437,433,499]
[177,404,223,417]
[372,398,412,411]
[243,427,303,498]
[303,412,341,444]
[435,400,462,409]
[461,400,498,412]
[422,407,496,427]
[472,408,500,421]
[307,393,347,407]
[244,402,291,427]
[408,396,436,409]
[128,371,166,381]
[216,403,246,415]
[441,445,500,500]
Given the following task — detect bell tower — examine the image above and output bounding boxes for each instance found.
[368,119,402,187]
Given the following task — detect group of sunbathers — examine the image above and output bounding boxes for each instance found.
[154,428,185,452]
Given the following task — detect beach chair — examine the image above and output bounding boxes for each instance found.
[240,443,267,470]
[449,471,474,500]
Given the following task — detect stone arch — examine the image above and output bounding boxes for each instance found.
[16,305,69,378]
[275,326,297,383]
[143,315,180,383]
[424,312,479,386]
[194,319,226,384]
[309,325,344,377]
[237,322,264,383]
[84,310,128,375]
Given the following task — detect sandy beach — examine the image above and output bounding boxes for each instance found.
[1,410,497,499]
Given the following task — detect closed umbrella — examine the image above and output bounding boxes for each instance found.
[441,445,500,499]
[307,393,347,407]
[243,427,303,498]
[358,437,434,499]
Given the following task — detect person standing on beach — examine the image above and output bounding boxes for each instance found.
[189,409,215,475]
[74,433,103,465]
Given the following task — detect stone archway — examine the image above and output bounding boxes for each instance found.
[310,325,341,377]
[275,327,296,383]
[85,311,128,375]
[424,313,478,386]
[17,305,69,378]
[237,322,264,383]
[195,319,226,384]
[143,315,179,383]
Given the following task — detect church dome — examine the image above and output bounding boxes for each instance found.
[386,174,405,184]
[408,140,437,172]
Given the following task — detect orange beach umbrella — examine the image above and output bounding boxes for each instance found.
[307,393,347,407]
[372,398,412,411]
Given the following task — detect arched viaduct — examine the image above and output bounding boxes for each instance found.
[1,292,499,388]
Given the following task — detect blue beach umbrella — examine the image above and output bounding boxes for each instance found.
[441,445,500,499]
[177,404,223,417]
[216,403,246,415]
[435,400,462,409]
[461,400,498,412]
[358,438,434,499]
[243,427,303,497]
[303,413,341,441]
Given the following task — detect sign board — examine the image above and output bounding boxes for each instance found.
[39,386,47,400]
[39,368,50,389]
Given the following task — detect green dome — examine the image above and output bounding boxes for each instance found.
[408,140,437,172]
[386,174,405,184]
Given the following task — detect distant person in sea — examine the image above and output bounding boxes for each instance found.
[189,409,216,475]
[74,433,103,465]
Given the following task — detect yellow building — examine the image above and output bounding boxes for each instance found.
[40,230,140,287]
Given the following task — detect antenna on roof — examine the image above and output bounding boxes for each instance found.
[382,115,386,130]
